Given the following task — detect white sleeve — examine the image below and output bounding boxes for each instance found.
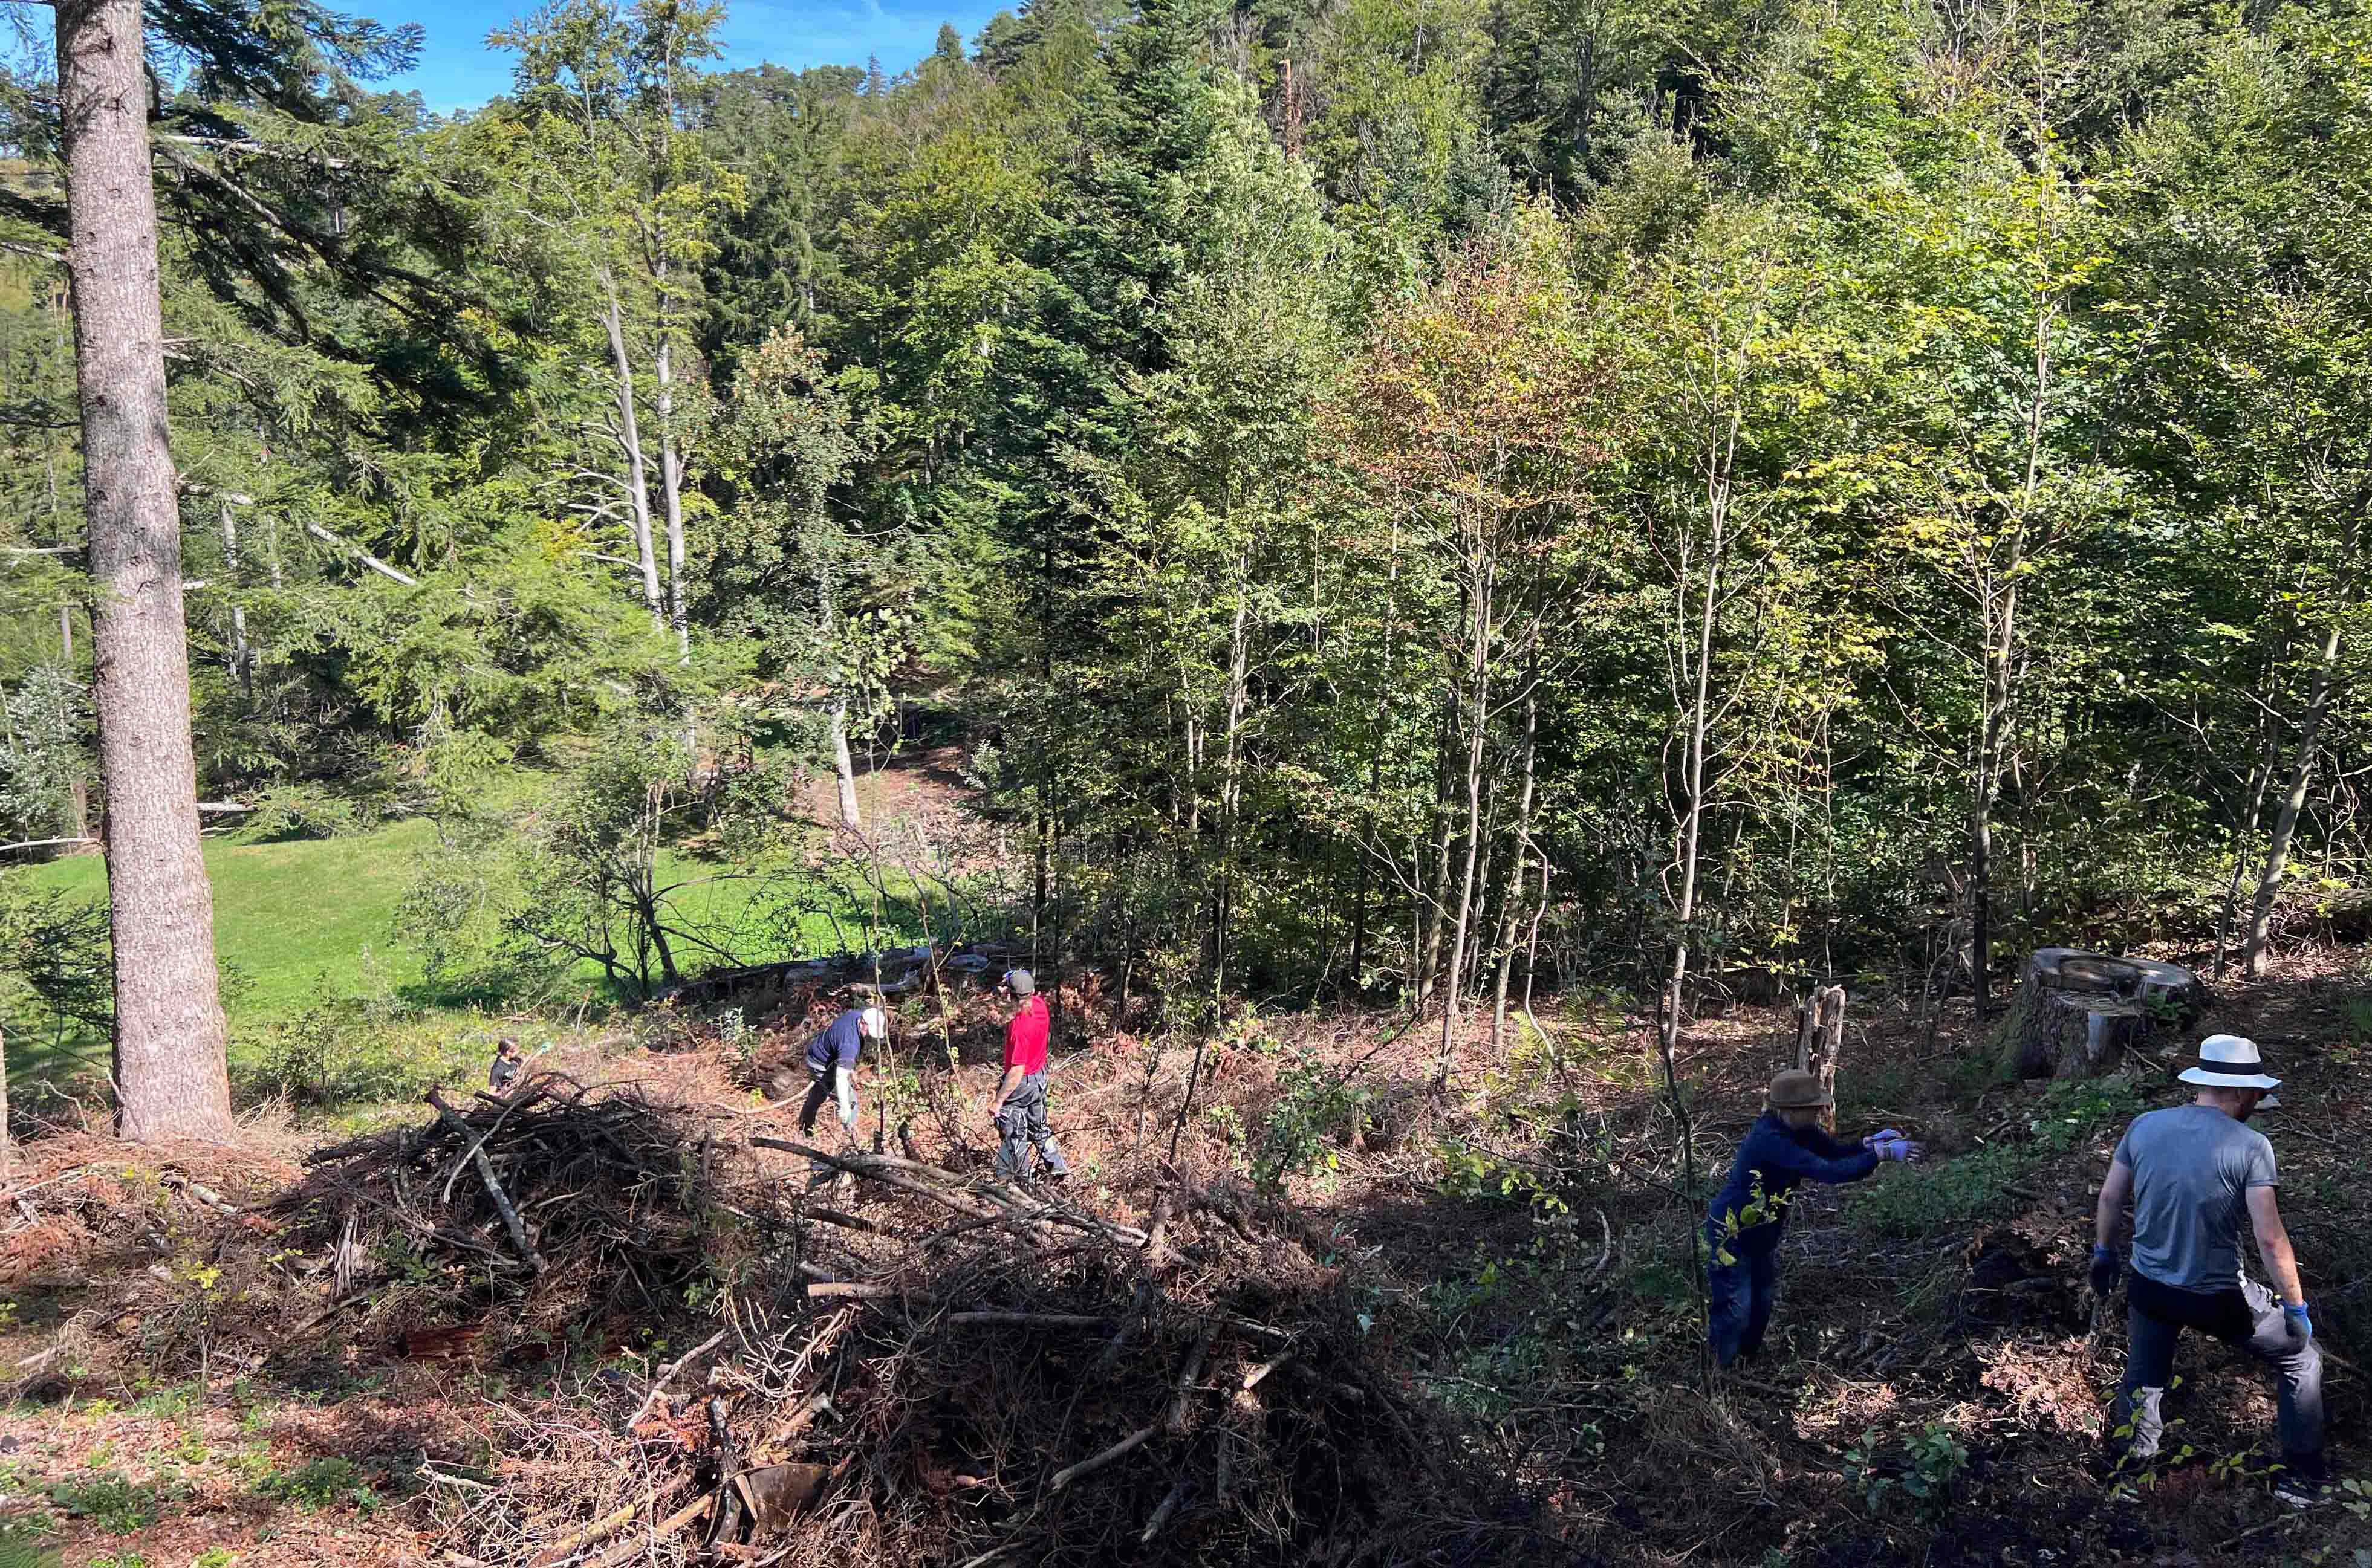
[835,1066,857,1128]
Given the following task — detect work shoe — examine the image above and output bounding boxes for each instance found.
[2272,1472,2327,1508]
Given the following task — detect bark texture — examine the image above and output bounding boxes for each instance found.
[58,0,237,1142]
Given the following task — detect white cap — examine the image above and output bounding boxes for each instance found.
[2177,1033,2281,1092]
[860,1006,888,1038]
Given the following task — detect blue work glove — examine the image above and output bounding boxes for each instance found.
[2089,1244,2122,1298]
[1873,1136,1922,1163]
[1863,1127,1905,1148]
[2284,1302,2313,1342]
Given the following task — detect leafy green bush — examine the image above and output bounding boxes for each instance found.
[238,1000,487,1109]
[1844,1423,1967,1517]
[255,1457,383,1514]
[47,1471,171,1534]
[243,783,380,841]
[1253,1051,1372,1194]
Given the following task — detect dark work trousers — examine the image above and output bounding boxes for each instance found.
[1706,1224,1780,1366]
[797,1063,838,1138]
[2114,1272,2324,1480]
[996,1071,1068,1182]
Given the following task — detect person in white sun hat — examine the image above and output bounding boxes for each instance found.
[2090,1032,2324,1503]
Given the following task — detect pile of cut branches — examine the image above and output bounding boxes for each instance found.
[268,1074,758,1338]
[434,1141,1571,1567]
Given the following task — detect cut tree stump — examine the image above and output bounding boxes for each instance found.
[2004,950,2203,1080]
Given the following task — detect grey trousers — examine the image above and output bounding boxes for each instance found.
[2114,1271,2324,1480]
[996,1071,1068,1181]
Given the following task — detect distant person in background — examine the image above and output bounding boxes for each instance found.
[2092,1034,2323,1503]
[1704,1069,1923,1366]
[800,1005,886,1142]
[989,970,1068,1184]
[487,1037,524,1093]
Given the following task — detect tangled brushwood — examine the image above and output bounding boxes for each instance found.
[239,1079,1566,1565]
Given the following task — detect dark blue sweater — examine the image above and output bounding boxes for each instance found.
[806,1009,867,1073]
[1705,1112,1880,1259]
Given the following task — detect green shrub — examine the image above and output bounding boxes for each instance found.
[236,1000,487,1110]
[1253,1051,1373,1194]
[1844,1422,1967,1517]
[244,783,378,841]
[256,1457,382,1514]
[47,1471,170,1534]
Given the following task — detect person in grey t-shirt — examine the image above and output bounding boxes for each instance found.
[2090,1034,2323,1500]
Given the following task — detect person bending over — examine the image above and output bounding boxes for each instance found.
[799,1005,886,1142]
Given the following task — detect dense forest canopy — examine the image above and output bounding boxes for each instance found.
[2,0,2369,1041]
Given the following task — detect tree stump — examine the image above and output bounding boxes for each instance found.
[2004,950,2202,1080]
[1793,985,1845,1133]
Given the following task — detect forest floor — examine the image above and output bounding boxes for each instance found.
[4,948,2370,1567]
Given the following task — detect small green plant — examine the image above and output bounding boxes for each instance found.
[47,1471,169,1534]
[195,1550,240,1568]
[1842,1422,1968,1517]
[1435,1139,1570,1214]
[1252,1051,1372,1195]
[256,1456,379,1513]
[2335,1477,2372,1520]
[86,1554,152,1568]
[129,1381,197,1421]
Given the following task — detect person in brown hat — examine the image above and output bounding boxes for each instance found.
[1703,1069,1923,1366]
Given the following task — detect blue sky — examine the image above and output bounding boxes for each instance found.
[385,0,1006,114]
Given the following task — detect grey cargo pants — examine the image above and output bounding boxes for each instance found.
[995,1071,1068,1182]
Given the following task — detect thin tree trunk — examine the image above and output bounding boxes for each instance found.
[1436,552,1493,1087]
[1347,521,1401,989]
[58,0,236,1142]
[597,272,665,632]
[60,601,88,840]
[217,499,252,707]
[2215,712,2281,978]
[1491,679,1539,1054]
[1414,692,1455,1012]
[1660,442,1730,1131]
[830,697,862,831]
[655,309,690,663]
[2243,534,2357,977]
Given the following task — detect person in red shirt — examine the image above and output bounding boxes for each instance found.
[989,968,1069,1182]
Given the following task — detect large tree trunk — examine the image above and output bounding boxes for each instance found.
[58,0,236,1143]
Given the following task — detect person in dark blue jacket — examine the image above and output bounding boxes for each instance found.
[1704,1069,1923,1366]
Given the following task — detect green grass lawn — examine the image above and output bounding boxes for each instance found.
[23,818,444,1021]
[5,818,921,1100]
